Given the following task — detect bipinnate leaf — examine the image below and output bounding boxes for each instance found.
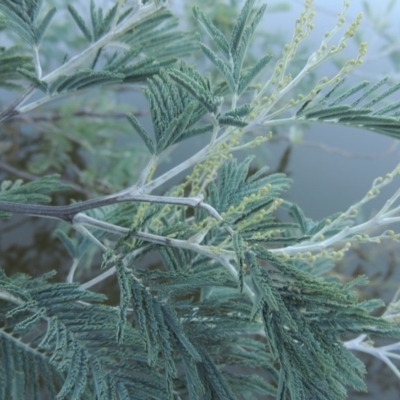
[238,53,272,94]
[199,42,236,92]
[230,0,256,56]
[48,70,124,94]
[297,78,400,139]
[232,4,267,83]
[68,4,92,41]
[0,46,33,90]
[195,0,269,95]
[0,2,35,45]
[192,6,230,58]
[0,0,56,46]
[16,68,47,92]
[156,101,196,153]
[168,68,221,114]
[0,175,71,220]
[126,112,156,154]
[35,6,56,45]
[131,67,215,154]
[232,233,245,292]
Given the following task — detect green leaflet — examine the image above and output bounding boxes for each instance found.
[192,6,230,58]
[329,80,370,106]
[238,53,272,94]
[218,114,248,127]
[122,9,197,61]
[127,67,213,154]
[115,261,131,344]
[248,246,399,399]
[35,6,56,45]
[195,0,269,96]
[350,77,388,107]
[169,67,221,113]
[230,0,256,55]
[16,67,47,92]
[156,101,197,153]
[199,42,236,92]
[232,4,267,83]
[0,270,170,399]
[246,251,280,312]
[105,47,143,72]
[0,46,33,90]
[0,0,55,46]
[211,157,291,214]
[197,348,236,400]
[304,105,353,119]
[86,0,119,41]
[364,81,400,108]
[126,112,156,154]
[374,100,400,115]
[224,103,252,118]
[0,175,70,220]
[67,4,92,41]
[297,78,400,139]
[48,70,124,93]
[232,233,245,292]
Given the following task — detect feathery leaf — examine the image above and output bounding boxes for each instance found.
[67,4,92,41]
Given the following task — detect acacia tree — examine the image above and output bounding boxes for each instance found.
[1,0,400,399]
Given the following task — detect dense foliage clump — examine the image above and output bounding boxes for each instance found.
[1,1,400,399]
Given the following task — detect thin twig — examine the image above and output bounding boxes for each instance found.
[9,109,146,123]
[0,161,89,196]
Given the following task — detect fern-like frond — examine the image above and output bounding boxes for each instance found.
[208,157,291,213]
[194,0,269,95]
[169,64,222,114]
[68,0,119,42]
[287,202,349,237]
[108,251,279,399]
[128,66,215,154]
[121,8,197,61]
[192,6,230,58]
[246,247,400,399]
[0,270,173,399]
[67,4,92,42]
[296,78,400,139]
[16,67,47,92]
[47,69,124,95]
[0,46,33,90]
[0,0,55,46]
[0,175,71,220]
[43,6,195,99]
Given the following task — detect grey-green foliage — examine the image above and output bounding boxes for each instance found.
[2,0,400,399]
[0,45,33,90]
[0,248,276,399]
[0,0,196,96]
[297,77,400,138]
[0,0,56,46]
[1,158,397,399]
[0,175,70,219]
[193,0,272,95]
[68,0,119,42]
[246,248,396,399]
[128,66,218,154]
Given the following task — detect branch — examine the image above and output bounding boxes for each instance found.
[0,161,89,196]
[9,109,145,123]
[75,213,254,299]
[0,85,35,122]
[0,191,223,222]
[270,162,400,256]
